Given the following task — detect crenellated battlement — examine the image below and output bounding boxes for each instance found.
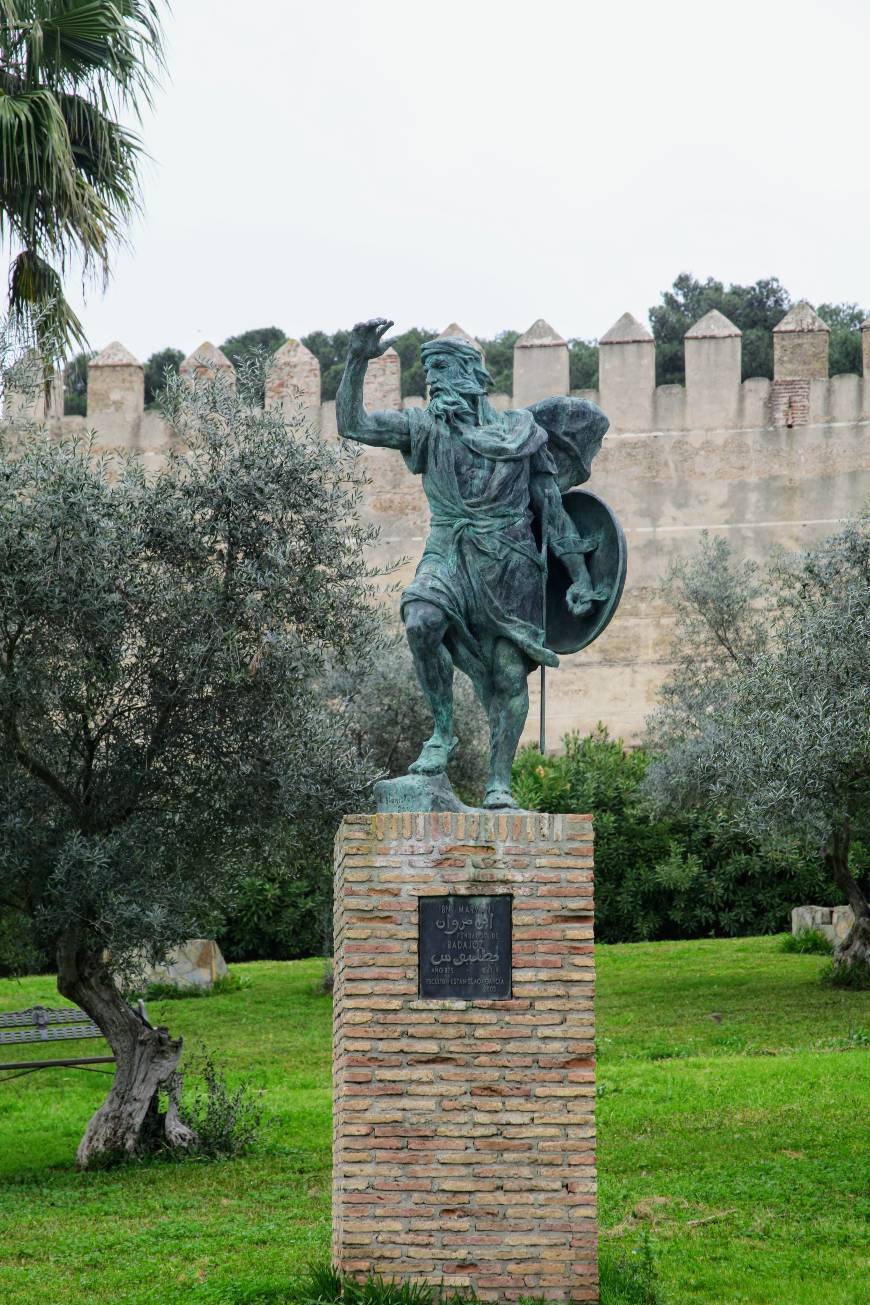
[11,302,870,445]
[6,305,868,748]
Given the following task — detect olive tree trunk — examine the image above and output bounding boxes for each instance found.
[824,821,870,970]
[56,936,196,1169]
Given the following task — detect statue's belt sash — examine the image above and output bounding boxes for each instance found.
[429,510,542,575]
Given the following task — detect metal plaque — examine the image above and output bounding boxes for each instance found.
[418,895,512,1001]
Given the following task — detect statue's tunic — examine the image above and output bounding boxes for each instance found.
[400,405,559,704]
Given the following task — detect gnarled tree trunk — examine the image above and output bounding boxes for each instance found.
[824,819,870,971]
[56,934,196,1169]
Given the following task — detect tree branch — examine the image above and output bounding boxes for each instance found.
[7,720,80,812]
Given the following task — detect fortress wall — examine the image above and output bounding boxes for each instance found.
[558,418,869,742]
[12,308,868,749]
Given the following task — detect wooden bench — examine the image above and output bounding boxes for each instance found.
[0,1001,148,1080]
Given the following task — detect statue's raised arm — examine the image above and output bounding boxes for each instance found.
[336,318,410,450]
[335,319,625,813]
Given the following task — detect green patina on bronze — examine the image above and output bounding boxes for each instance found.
[336,319,625,810]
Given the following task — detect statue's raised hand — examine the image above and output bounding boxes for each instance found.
[348,318,394,362]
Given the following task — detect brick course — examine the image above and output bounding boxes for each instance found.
[333,812,597,1302]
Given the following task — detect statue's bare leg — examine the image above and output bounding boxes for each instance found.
[403,600,458,774]
[483,639,528,808]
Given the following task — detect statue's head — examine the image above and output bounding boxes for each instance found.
[421,337,493,422]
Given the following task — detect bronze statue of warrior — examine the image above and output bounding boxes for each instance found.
[337,319,625,810]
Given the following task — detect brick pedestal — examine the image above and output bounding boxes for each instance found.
[332,812,597,1303]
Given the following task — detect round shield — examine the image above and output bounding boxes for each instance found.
[544,488,627,654]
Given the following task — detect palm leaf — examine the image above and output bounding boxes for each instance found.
[23,2,165,113]
[8,247,88,387]
[0,0,166,365]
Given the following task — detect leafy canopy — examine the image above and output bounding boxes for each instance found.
[0,2,166,363]
[143,344,182,406]
[643,522,870,968]
[219,326,285,371]
[649,273,867,383]
[644,523,870,847]
[62,346,93,414]
[0,341,385,981]
[512,728,832,943]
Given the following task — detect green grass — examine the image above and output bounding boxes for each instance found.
[0,936,867,1304]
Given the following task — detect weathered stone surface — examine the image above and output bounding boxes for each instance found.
[265,338,320,415]
[773,302,829,380]
[599,313,655,432]
[685,312,741,428]
[791,904,854,943]
[832,905,856,942]
[87,341,144,444]
[91,341,143,368]
[363,347,401,410]
[180,341,236,384]
[374,773,473,813]
[772,379,810,427]
[333,812,597,1302]
[599,312,652,345]
[791,904,832,933]
[512,319,569,407]
[774,302,830,335]
[685,309,741,339]
[145,938,228,990]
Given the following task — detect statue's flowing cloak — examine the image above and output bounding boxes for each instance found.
[400,401,561,706]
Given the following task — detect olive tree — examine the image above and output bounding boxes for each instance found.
[0,345,384,1166]
[645,524,870,973]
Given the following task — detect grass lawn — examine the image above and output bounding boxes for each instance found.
[0,936,867,1304]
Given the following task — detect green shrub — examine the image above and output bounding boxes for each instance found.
[513,727,841,944]
[779,929,833,955]
[286,1265,467,1305]
[821,959,870,990]
[599,1233,663,1304]
[217,848,332,963]
[0,906,50,977]
[178,1049,264,1159]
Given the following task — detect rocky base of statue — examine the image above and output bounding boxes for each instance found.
[373,773,529,814]
[374,772,473,814]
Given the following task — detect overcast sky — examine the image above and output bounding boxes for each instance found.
[57,0,870,361]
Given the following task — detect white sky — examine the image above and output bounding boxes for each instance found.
[56,0,870,361]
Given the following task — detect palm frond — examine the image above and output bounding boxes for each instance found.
[0,83,76,196]
[23,2,165,115]
[60,89,142,207]
[9,246,88,379]
[0,1,167,368]
[0,80,119,269]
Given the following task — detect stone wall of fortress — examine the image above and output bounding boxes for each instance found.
[21,303,870,746]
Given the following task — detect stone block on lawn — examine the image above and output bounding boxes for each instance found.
[145,938,228,991]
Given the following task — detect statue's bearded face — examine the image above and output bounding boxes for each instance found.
[424,350,487,423]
